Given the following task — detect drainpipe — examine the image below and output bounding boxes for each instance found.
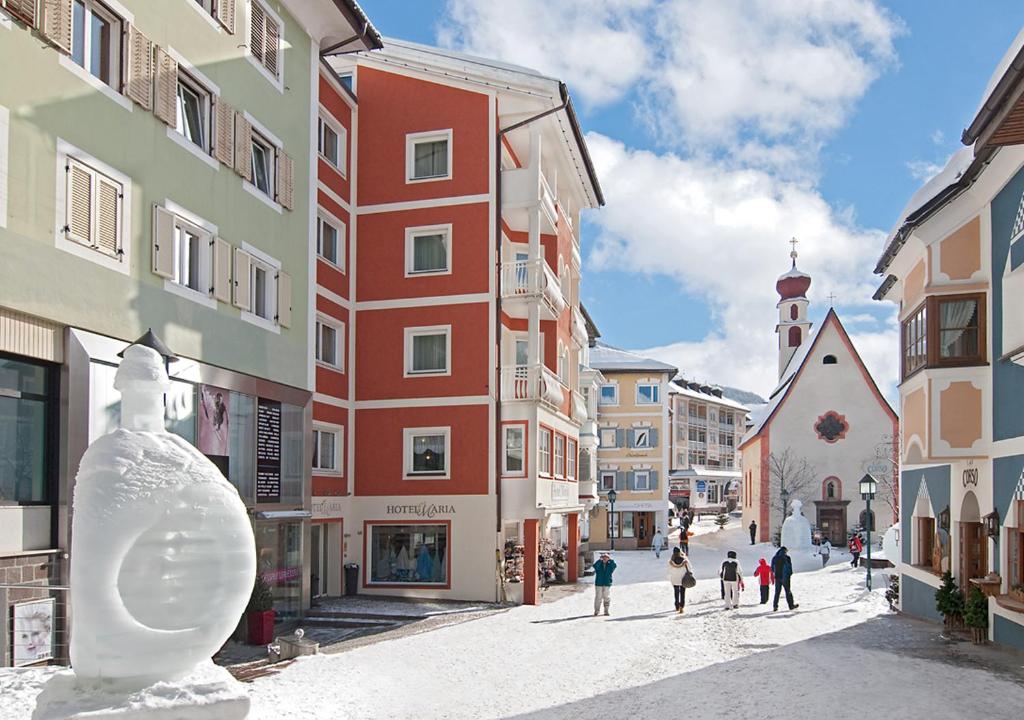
[494,91,571,545]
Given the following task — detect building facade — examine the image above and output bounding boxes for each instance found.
[875,32,1024,649]
[589,344,676,550]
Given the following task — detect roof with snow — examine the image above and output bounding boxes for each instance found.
[589,342,677,374]
[667,381,749,412]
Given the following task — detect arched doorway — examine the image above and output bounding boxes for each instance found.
[959,491,986,583]
[815,476,848,545]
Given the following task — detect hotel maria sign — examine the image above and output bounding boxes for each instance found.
[386,502,456,518]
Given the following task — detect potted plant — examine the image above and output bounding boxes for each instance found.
[246,574,276,645]
[964,585,989,644]
[1010,583,1024,605]
[934,571,964,630]
[884,573,900,612]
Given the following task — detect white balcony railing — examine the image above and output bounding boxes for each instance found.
[501,364,565,407]
[571,306,587,346]
[500,259,566,316]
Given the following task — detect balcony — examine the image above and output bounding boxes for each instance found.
[501,364,564,408]
[503,166,558,233]
[501,258,566,319]
[571,390,588,423]
[571,306,587,346]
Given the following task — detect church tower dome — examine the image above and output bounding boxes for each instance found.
[776,240,813,378]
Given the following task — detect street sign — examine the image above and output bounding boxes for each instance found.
[695,480,707,492]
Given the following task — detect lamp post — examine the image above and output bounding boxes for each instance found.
[859,474,877,591]
[607,488,618,551]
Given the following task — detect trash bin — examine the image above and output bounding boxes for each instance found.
[344,563,359,596]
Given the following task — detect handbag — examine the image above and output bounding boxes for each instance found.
[681,570,696,589]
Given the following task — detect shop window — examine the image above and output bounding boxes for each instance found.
[228,391,256,502]
[368,523,448,585]
[404,427,450,478]
[538,427,552,476]
[279,402,305,504]
[636,383,659,404]
[0,356,57,504]
[255,520,302,618]
[503,424,525,476]
[554,434,566,477]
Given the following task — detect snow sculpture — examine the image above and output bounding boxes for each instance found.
[780,498,812,550]
[69,344,256,684]
[882,524,899,564]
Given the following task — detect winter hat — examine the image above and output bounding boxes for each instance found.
[727,551,737,559]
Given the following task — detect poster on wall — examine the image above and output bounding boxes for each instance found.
[256,398,282,503]
[198,385,230,457]
[12,598,54,667]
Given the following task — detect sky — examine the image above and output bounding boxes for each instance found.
[359,0,1024,402]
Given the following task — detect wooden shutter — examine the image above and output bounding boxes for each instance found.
[233,112,252,180]
[263,15,280,77]
[275,150,293,210]
[153,46,178,126]
[4,0,36,26]
[65,160,93,247]
[212,98,234,167]
[41,0,72,54]
[232,247,252,310]
[125,25,154,110]
[249,0,265,64]
[95,175,121,257]
[212,236,232,302]
[214,0,235,34]
[276,270,291,327]
[152,205,176,278]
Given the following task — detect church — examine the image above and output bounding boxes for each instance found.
[740,247,899,545]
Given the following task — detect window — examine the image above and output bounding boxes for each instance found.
[251,131,275,196]
[317,216,344,269]
[538,428,552,476]
[315,319,343,369]
[1009,501,1024,589]
[916,516,935,569]
[71,0,122,89]
[318,115,346,173]
[0,357,56,504]
[621,512,636,538]
[404,427,449,478]
[405,326,450,376]
[312,426,341,473]
[64,156,124,260]
[633,428,650,449]
[902,303,927,377]
[554,434,566,477]
[823,354,837,365]
[176,72,211,151]
[901,295,986,379]
[636,383,659,404]
[567,439,577,480]
[788,326,801,347]
[171,216,211,293]
[688,427,706,444]
[558,346,570,385]
[599,428,617,448]
[936,296,980,361]
[407,131,452,182]
[689,450,706,466]
[599,384,618,405]
[338,72,353,91]
[600,471,615,491]
[368,524,448,585]
[249,0,282,80]
[634,471,650,491]
[790,304,798,320]
[503,425,525,476]
[406,225,451,275]
[250,258,276,321]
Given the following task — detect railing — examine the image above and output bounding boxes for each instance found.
[500,259,566,316]
[500,364,565,407]
[1,553,69,667]
[539,172,558,229]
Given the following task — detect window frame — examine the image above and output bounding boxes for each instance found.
[316,212,345,271]
[317,112,347,175]
[312,423,343,476]
[901,293,987,380]
[636,383,660,405]
[403,426,451,480]
[0,353,59,507]
[633,427,651,449]
[175,69,212,153]
[404,224,453,277]
[600,471,616,492]
[538,427,553,477]
[633,470,651,491]
[599,384,619,406]
[70,0,123,91]
[403,325,452,377]
[554,433,566,478]
[247,0,284,89]
[567,439,577,481]
[599,427,617,448]
[250,129,276,198]
[502,423,527,477]
[248,255,277,323]
[170,213,213,297]
[406,129,453,183]
[315,316,344,370]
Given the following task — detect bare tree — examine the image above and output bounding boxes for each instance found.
[869,433,900,523]
[767,448,816,528]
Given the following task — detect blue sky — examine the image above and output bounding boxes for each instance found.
[360,1,1024,398]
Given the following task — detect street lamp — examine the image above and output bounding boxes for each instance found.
[607,488,618,551]
[859,474,877,591]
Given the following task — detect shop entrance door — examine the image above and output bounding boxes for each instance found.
[311,524,331,598]
[637,513,651,548]
[959,522,986,584]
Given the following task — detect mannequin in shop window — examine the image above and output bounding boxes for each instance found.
[417,542,433,581]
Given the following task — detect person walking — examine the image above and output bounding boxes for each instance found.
[667,548,694,614]
[749,520,758,545]
[593,551,616,616]
[720,551,744,609]
[753,557,774,605]
[652,529,666,559]
[817,538,832,567]
[771,546,798,611]
[849,534,863,568]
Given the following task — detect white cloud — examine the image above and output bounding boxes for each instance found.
[906,159,944,182]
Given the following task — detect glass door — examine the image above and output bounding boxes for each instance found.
[311,524,323,598]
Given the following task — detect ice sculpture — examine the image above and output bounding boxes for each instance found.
[68,344,256,684]
[780,498,812,550]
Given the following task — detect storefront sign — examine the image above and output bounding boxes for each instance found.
[550,481,574,507]
[962,467,979,488]
[604,500,664,512]
[256,398,282,502]
[386,502,456,518]
[260,566,301,585]
[312,497,345,519]
[198,384,230,457]
[12,598,54,667]
[696,480,707,493]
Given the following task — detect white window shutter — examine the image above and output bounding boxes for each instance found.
[276,150,294,210]
[214,0,235,34]
[233,112,252,181]
[264,15,280,77]
[153,46,178,126]
[276,270,291,327]
[41,0,73,54]
[233,247,252,310]
[95,175,121,258]
[65,160,93,247]
[212,236,232,302]
[212,98,234,167]
[249,1,266,64]
[152,205,176,278]
[124,25,154,110]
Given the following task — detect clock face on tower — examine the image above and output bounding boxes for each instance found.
[814,411,849,443]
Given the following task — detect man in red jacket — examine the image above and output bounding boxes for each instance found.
[849,534,864,568]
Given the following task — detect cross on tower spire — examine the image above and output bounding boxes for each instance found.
[826,292,837,307]
[789,237,799,267]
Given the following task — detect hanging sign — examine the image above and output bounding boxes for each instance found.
[256,398,282,502]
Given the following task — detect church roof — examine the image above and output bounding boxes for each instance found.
[739,308,895,448]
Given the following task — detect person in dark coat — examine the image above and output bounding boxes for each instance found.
[749,520,758,545]
[770,546,798,611]
[593,551,616,616]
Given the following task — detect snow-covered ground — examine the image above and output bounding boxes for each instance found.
[3,524,1023,719]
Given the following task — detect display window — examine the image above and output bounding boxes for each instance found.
[0,355,57,504]
[367,523,449,587]
[255,520,303,618]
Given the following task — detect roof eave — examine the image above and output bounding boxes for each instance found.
[559,83,605,207]
[331,0,383,51]
[963,43,1024,146]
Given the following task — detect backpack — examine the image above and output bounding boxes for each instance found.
[721,559,738,582]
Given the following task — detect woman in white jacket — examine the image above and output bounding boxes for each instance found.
[667,547,695,614]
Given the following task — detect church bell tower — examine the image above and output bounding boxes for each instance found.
[776,239,812,378]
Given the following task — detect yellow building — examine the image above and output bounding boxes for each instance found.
[588,344,676,549]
